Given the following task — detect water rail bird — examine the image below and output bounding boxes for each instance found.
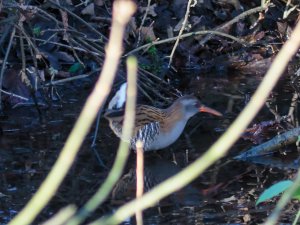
[104,95,222,151]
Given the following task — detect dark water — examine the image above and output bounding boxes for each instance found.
[0,72,299,225]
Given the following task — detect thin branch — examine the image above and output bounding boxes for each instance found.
[168,0,194,67]
[89,13,300,225]
[15,35,103,57]
[125,30,247,57]
[8,1,136,225]
[125,4,271,57]
[136,0,151,47]
[0,27,15,111]
[66,56,138,225]
[48,0,108,42]
[135,141,144,225]
[44,70,99,86]
[198,4,272,46]
[0,89,29,101]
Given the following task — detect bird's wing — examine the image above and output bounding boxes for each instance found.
[104,109,125,122]
[104,105,165,127]
[133,105,164,132]
[130,105,164,149]
[105,105,164,148]
[131,121,160,150]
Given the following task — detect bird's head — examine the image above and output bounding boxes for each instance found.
[176,95,222,119]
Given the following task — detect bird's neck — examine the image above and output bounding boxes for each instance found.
[161,103,186,132]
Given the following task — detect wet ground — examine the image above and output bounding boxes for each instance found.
[1,0,300,224]
[0,70,299,225]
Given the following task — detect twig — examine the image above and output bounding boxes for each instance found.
[168,0,194,67]
[136,82,155,104]
[0,23,14,50]
[136,0,151,47]
[136,141,144,225]
[283,0,297,19]
[235,127,300,159]
[26,39,43,91]
[56,0,69,41]
[18,22,32,88]
[90,11,300,225]
[16,35,102,57]
[48,0,108,42]
[124,30,248,57]
[71,36,105,58]
[0,89,29,101]
[198,4,272,46]
[44,70,99,86]
[15,24,41,57]
[0,27,15,111]
[67,56,138,225]
[265,101,281,121]
[91,16,112,22]
[8,1,136,225]
[138,79,173,103]
[125,4,271,57]
[67,37,85,66]
[18,20,43,116]
[139,68,182,97]
[91,104,109,170]
[184,133,196,157]
[7,4,107,46]
[288,92,298,126]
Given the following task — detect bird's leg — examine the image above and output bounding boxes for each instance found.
[171,148,178,165]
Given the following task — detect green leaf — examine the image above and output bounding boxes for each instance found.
[296,135,300,146]
[68,63,83,73]
[256,180,293,205]
[33,26,41,36]
[148,45,157,56]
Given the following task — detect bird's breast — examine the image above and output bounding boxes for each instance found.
[149,120,187,150]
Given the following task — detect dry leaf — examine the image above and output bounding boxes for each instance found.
[95,0,104,6]
[81,3,95,16]
[140,4,157,17]
[221,195,237,202]
[243,214,251,223]
[140,26,156,41]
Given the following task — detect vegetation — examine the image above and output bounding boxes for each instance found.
[1,0,300,225]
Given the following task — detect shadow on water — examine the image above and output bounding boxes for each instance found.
[0,70,299,224]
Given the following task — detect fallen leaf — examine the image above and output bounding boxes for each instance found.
[81,3,95,16]
[140,26,156,41]
[140,4,157,17]
[95,0,104,6]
